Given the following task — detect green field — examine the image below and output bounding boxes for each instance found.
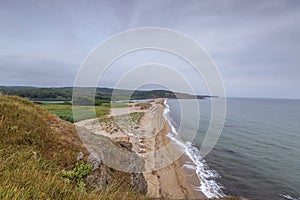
[41,104,110,122]
[42,102,130,122]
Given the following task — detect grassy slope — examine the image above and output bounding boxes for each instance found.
[0,95,146,200]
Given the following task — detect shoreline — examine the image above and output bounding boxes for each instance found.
[139,99,206,199]
[75,98,207,199]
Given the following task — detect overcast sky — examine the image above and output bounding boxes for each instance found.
[0,0,300,99]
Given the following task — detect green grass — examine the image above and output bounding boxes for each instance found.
[110,102,129,108]
[0,146,147,200]
[42,104,111,122]
[42,102,131,123]
[62,163,93,190]
[0,146,92,199]
[0,95,149,200]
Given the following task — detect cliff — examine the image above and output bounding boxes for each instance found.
[0,95,147,199]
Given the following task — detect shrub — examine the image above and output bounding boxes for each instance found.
[62,163,92,189]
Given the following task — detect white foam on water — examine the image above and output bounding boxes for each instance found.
[163,99,226,199]
[163,99,179,135]
[280,194,300,200]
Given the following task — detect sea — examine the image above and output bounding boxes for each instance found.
[163,98,300,200]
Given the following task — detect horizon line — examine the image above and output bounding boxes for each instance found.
[0,84,300,100]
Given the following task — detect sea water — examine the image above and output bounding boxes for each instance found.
[164,98,300,200]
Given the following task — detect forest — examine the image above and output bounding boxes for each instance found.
[0,86,209,103]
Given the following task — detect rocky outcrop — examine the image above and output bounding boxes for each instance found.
[113,136,130,142]
[76,151,84,161]
[115,141,148,193]
[86,152,112,191]
[131,173,148,194]
[116,141,133,151]
[76,126,147,194]
[85,151,147,194]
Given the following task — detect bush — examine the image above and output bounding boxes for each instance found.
[62,163,92,189]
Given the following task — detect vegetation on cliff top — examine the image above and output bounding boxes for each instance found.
[0,95,147,199]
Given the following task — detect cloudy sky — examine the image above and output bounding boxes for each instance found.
[0,0,299,99]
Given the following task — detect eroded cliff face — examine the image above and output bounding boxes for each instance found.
[131,173,148,194]
[116,141,148,194]
[84,152,112,191]
[75,138,147,194]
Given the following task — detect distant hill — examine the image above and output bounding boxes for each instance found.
[0,86,211,102]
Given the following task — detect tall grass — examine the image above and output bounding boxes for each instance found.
[0,95,148,200]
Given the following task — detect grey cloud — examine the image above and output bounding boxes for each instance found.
[0,0,299,98]
[0,55,76,86]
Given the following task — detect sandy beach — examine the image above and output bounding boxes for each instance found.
[76,99,206,199]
